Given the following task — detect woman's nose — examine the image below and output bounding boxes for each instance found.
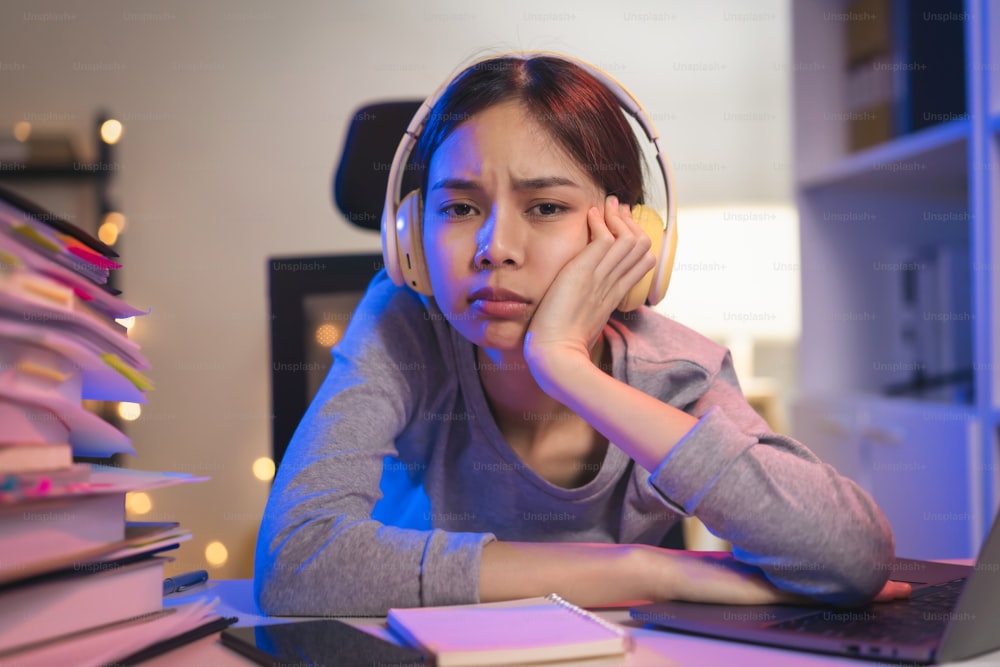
[474,206,525,269]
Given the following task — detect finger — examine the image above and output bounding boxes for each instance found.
[889,581,912,599]
[582,197,652,303]
[617,248,657,290]
[593,236,641,282]
[615,204,654,262]
[574,206,617,284]
[598,228,653,278]
[617,204,654,264]
[887,581,911,599]
[602,197,632,239]
[603,195,630,235]
[588,204,613,245]
[619,201,635,226]
[872,580,912,603]
[598,198,641,251]
[609,200,640,229]
[595,205,651,277]
[609,201,650,258]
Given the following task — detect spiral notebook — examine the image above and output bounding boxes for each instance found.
[387,594,630,666]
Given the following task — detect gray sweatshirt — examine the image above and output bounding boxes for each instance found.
[255,271,894,616]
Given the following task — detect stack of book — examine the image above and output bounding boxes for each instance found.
[0,185,234,666]
[884,243,974,403]
[843,0,966,152]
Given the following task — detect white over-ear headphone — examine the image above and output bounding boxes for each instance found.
[381,51,678,312]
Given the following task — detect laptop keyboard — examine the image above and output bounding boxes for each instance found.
[770,578,966,644]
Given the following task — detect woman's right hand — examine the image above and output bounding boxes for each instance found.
[638,546,911,607]
[639,546,811,605]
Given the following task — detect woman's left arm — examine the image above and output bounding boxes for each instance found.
[527,349,695,472]
[520,195,698,471]
[531,348,898,606]
[523,197,899,606]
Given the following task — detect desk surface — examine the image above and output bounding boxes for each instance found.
[151,579,1000,666]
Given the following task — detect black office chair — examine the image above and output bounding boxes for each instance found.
[332,100,423,232]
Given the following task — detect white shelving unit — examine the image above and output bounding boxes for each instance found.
[790,1,998,560]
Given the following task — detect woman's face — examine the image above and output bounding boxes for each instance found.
[422,100,605,352]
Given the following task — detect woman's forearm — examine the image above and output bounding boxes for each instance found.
[478,541,833,607]
[528,351,697,472]
[478,541,652,606]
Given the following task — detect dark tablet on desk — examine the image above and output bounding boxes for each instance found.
[221,619,425,667]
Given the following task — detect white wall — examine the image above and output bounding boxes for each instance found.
[0,0,794,578]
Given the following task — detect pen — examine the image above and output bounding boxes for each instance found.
[163,569,209,596]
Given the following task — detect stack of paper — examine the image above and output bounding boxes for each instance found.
[0,186,149,458]
[0,185,234,665]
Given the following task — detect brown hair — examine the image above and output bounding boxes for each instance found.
[408,55,645,206]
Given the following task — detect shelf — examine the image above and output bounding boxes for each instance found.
[795,0,998,558]
[0,163,114,180]
[859,395,978,419]
[798,119,969,198]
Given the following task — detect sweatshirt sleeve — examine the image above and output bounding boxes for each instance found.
[254,272,495,616]
[646,352,895,606]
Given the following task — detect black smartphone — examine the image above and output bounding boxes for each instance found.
[220,619,426,667]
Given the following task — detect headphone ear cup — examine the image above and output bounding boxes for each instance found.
[618,204,666,312]
[393,189,434,296]
[650,209,677,306]
[381,195,405,288]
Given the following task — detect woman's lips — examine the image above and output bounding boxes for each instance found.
[470,300,531,318]
[468,287,531,319]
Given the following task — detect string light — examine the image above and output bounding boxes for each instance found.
[205,541,229,567]
[100,119,123,144]
[118,402,141,421]
[126,492,152,515]
[252,457,275,481]
[98,222,119,246]
[13,121,31,142]
[315,323,342,348]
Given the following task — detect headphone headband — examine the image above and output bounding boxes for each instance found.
[381,51,677,301]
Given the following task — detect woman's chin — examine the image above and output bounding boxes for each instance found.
[459,321,527,354]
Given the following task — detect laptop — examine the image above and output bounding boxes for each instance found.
[631,512,1000,664]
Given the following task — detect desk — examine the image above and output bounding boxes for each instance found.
[150,580,1000,666]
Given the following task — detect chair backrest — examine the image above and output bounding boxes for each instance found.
[333,100,423,231]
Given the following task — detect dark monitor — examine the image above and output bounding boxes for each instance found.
[268,253,383,469]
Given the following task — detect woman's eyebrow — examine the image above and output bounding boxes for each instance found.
[511,176,580,191]
[430,177,481,192]
[429,175,581,192]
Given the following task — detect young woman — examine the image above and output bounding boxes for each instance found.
[255,52,909,616]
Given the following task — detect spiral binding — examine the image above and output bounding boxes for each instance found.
[544,593,632,649]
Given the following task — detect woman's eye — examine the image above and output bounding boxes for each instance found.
[442,203,476,218]
[530,203,565,217]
